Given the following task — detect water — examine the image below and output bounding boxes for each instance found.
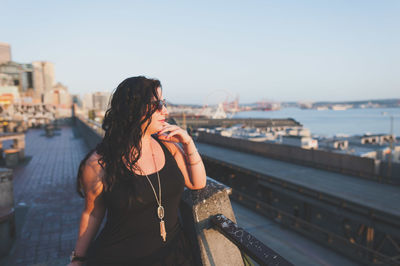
[233,107,400,137]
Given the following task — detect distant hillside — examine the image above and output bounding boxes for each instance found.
[277,99,399,109]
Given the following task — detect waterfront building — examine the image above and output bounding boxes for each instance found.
[317,134,400,162]
[348,134,395,146]
[299,101,313,109]
[318,138,349,150]
[0,42,11,64]
[330,104,352,110]
[285,127,311,137]
[334,145,381,159]
[217,125,276,142]
[281,135,318,149]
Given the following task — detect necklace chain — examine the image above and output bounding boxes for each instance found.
[137,139,167,242]
[140,140,165,222]
[142,151,162,207]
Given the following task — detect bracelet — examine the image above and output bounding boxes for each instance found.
[183,138,193,146]
[187,159,202,166]
[186,150,198,157]
[70,250,87,263]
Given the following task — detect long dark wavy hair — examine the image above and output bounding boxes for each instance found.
[77,76,161,198]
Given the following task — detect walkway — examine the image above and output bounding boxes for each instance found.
[1,126,88,266]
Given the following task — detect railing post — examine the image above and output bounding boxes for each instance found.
[180,177,244,266]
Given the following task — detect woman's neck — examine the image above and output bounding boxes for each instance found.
[141,132,155,150]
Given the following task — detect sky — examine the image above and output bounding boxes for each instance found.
[1,0,399,104]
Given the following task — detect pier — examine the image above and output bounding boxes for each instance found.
[171,117,302,129]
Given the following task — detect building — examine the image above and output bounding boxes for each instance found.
[0,73,13,86]
[71,94,83,108]
[318,138,349,150]
[285,127,311,137]
[348,134,395,146]
[318,134,399,162]
[82,93,94,110]
[92,91,111,111]
[32,61,55,102]
[0,61,34,97]
[282,135,318,149]
[0,86,20,105]
[43,82,71,108]
[0,42,11,64]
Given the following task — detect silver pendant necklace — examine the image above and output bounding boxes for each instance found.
[141,142,166,242]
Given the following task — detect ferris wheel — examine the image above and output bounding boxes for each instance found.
[200,89,239,119]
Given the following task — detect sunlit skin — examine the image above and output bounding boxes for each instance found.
[69,87,206,266]
[136,87,206,189]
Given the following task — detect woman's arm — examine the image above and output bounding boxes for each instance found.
[157,125,206,190]
[69,154,106,265]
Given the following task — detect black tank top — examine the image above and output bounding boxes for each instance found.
[87,138,185,265]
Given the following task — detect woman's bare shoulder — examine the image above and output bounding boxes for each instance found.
[81,151,104,186]
[86,151,102,165]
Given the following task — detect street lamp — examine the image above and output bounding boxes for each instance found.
[381,112,395,180]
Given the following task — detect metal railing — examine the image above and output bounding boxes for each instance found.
[231,189,400,266]
[77,115,104,137]
[211,214,293,266]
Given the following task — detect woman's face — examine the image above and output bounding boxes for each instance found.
[142,87,168,134]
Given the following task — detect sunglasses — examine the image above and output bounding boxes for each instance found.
[152,99,167,111]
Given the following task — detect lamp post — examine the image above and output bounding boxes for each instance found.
[388,115,394,179]
[382,112,395,181]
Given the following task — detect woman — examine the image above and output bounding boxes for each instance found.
[69,76,206,265]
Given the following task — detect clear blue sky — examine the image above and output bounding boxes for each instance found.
[1,0,399,104]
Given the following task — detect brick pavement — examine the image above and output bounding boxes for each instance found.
[1,125,90,266]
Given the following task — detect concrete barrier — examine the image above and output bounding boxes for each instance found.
[379,161,400,185]
[0,168,15,257]
[0,168,13,210]
[74,117,102,150]
[197,132,384,182]
[0,208,15,257]
[180,177,244,266]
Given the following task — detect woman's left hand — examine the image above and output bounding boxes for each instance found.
[156,123,192,145]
